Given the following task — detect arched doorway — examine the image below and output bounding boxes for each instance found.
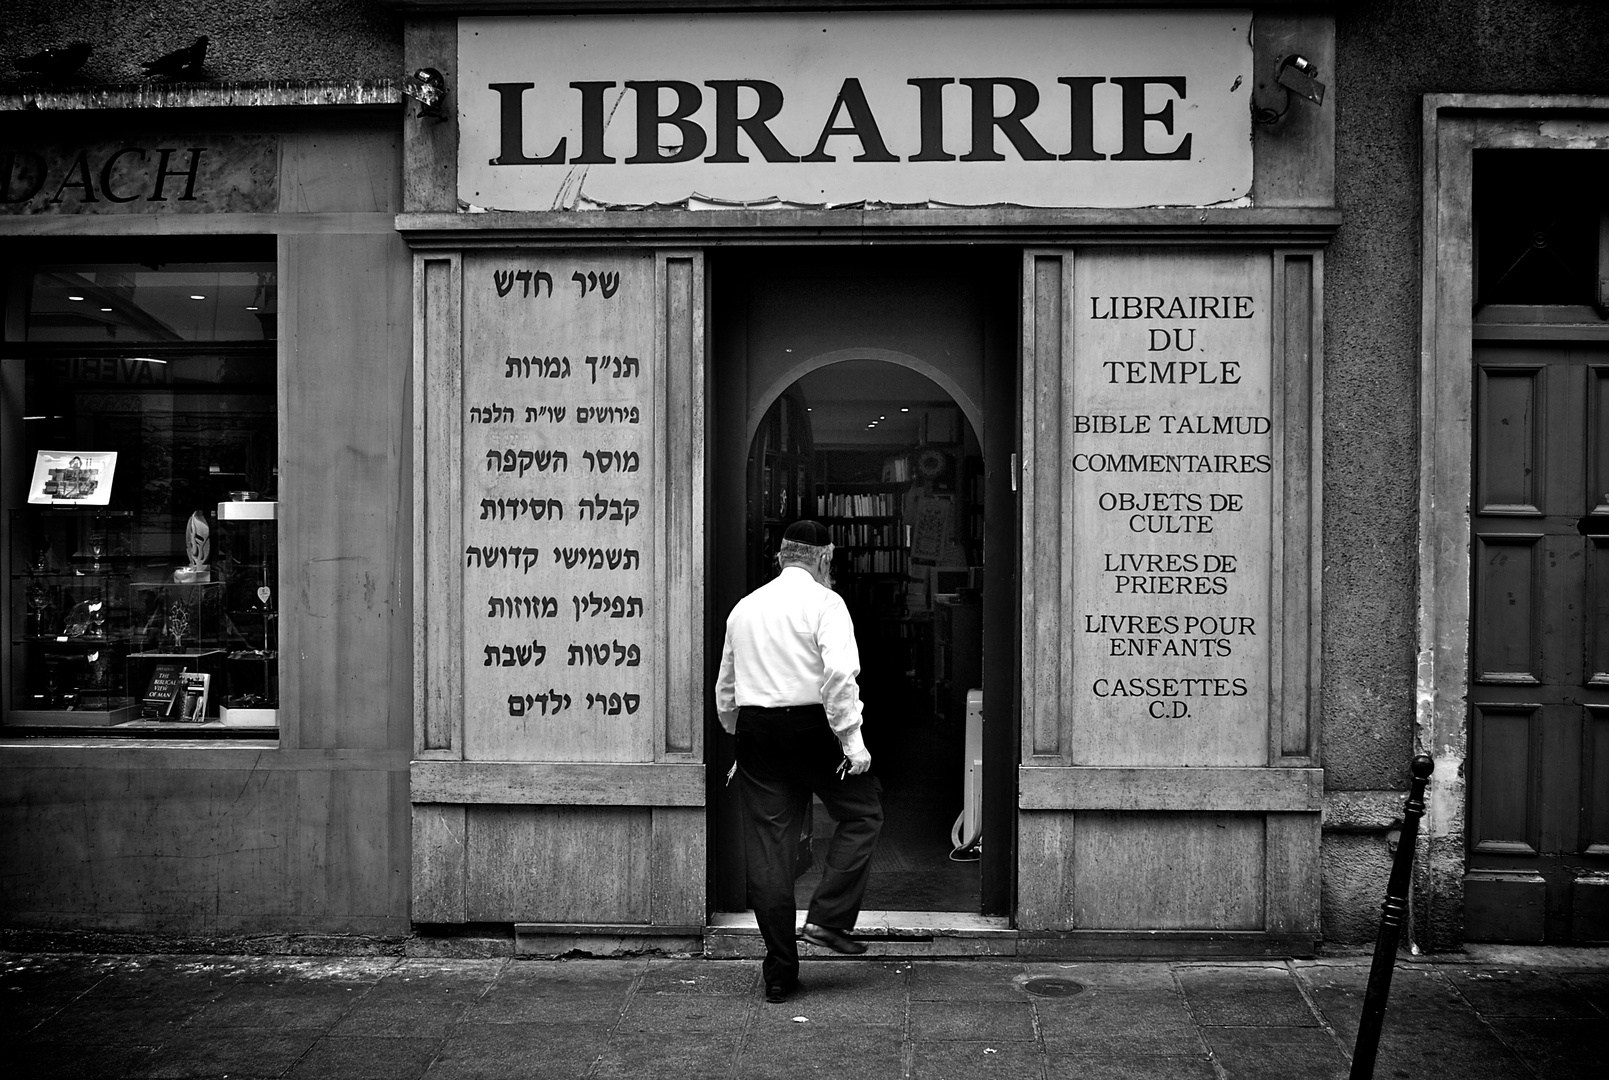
[732,359,987,914]
[706,246,1019,927]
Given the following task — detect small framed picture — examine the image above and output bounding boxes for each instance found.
[177,672,211,723]
[28,451,117,506]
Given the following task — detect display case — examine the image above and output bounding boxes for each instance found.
[6,501,278,730]
[8,508,138,725]
[213,498,278,726]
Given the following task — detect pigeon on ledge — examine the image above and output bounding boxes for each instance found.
[141,35,208,80]
[14,42,92,80]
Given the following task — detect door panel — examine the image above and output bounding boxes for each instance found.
[1070,812,1265,930]
[1476,367,1541,512]
[1589,538,1609,680]
[1587,706,1609,853]
[1469,703,1540,854]
[1468,345,1609,942]
[1017,249,1323,950]
[411,249,707,930]
[1472,534,1541,681]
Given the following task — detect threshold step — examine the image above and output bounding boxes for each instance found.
[705,910,1016,958]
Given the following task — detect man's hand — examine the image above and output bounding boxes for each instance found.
[843,747,872,776]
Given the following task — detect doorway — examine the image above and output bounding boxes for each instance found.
[708,248,1018,919]
[1464,149,1609,942]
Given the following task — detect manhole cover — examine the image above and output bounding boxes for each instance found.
[1023,977,1086,998]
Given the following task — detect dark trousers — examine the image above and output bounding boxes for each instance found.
[736,704,883,989]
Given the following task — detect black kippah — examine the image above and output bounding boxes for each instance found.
[782,519,832,546]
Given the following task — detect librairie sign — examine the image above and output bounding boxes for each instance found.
[458,10,1252,210]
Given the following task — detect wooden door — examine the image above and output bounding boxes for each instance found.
[1016,248,1323,953]
[1467,344,1609,942]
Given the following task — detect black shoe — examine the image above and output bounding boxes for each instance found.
[801,923,867,955]
[764,980,796,1004]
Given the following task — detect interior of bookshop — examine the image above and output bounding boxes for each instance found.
[2,239,280,737]
[751,361,984,912]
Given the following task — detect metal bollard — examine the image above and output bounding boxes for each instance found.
[1348,754,1434,1080]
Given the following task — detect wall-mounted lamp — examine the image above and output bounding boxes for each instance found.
[401,67,447,120]
[1253,54,1327,125]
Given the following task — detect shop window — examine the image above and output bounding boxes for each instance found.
[1474,149,1609,313]
[2,239,279,736]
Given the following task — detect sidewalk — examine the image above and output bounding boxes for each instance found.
[6,947,1606,1079]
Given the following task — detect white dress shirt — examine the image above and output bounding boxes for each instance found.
[715,565,867,755]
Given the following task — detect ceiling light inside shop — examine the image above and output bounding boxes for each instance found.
[68,295,85,301]
[190,294,206,300]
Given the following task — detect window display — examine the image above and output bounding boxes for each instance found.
[3,240,278,734]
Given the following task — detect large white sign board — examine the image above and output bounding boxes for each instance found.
[1069,251,1272,767]
[459,10,1252,210]
[461,252,657,762]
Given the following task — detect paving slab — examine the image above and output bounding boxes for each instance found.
[1485,1017,1609,1080]
[1561,970,1609,1014]
[1045,1052,1217,1080]
[909,1039,1048,1080]
[1441,965,1604,1018]
[30,993,211,1042]
[617,991,755,1032]
[1361,1011,1533,1080]
[0,960,115,1035]
[470,963,634,1024]
[428,1020,619,1080]
[185,979,369,1029]
[738,1024,907,1079]
[284,1034,443,1080]
[592,1028,745,1079]
[15,1038,161,1080]
[492,959,640,994]
[753,991,906,1028]
[909,999,1037,1041]
[1020,961,1177,992]
[1201,1026,1349,1080]
[907,960,1026,1001]
[1295,962,1468,1042]
[1035,989,1205,1055]
[127,1027,319,1079]
[636,958,756,996]
[327,961,500,1039]
[1175,963,1320,1027]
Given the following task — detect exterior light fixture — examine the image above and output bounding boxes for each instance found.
[1253,54,1327,125]
[67,294,85,301]
[190,294,206,300]
[401,67,448,121]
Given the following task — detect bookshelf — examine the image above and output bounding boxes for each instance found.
[750,388,814,585]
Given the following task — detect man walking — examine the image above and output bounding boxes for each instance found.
[716,519,883,1003]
